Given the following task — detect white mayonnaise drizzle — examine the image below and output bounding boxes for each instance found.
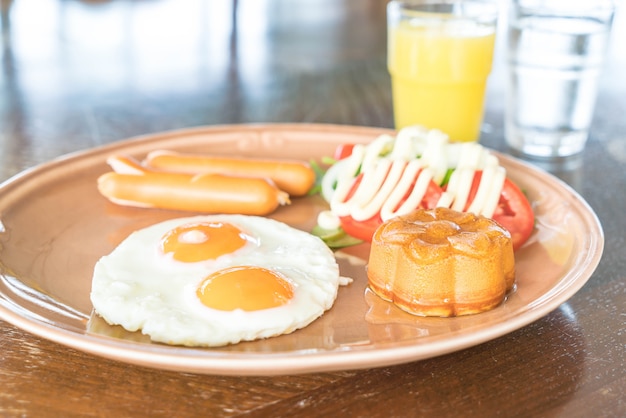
[319,126,506,228]
[380,160,423,220]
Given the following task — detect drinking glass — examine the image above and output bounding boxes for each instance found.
[505,0,616,158]
[387,0,498,142]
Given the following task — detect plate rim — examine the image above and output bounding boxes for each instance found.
[0,123,604,375]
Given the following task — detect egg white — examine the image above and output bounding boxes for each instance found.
[90,215,341,347]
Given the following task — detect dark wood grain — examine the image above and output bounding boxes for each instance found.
[1,0,625,416]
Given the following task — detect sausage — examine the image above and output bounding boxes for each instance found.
[144,150,316,197]
[98,171,290,215]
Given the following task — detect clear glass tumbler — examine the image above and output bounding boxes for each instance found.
[505,0,615,158]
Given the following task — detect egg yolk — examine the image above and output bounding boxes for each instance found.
[197,266,294,311]
[160,222,248,262]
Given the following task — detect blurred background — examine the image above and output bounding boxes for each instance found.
[0,0,387,164]
[1,0,624,178]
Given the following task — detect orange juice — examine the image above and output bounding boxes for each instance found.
[388,18,496,142]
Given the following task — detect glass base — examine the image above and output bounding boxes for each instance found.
[505,126,588,159]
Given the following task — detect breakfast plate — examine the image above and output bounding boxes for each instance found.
[0,124,604,375]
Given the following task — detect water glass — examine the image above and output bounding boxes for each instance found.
[505,0,616,158]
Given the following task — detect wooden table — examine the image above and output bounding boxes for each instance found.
[1,1,624,416]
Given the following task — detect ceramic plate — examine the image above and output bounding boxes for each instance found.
[0,124,604,375]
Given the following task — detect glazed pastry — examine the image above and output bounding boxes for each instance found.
[367,207,515,317]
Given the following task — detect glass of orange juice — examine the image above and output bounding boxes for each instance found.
[387,1,498,142]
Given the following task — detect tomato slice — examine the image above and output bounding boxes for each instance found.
[460,171,534,250]
[339,213,383,243]
[491,178,534,251]
[338,172,443,242]
[333,144,356,161]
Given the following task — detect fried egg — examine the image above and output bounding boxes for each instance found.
[90,215,341,347]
